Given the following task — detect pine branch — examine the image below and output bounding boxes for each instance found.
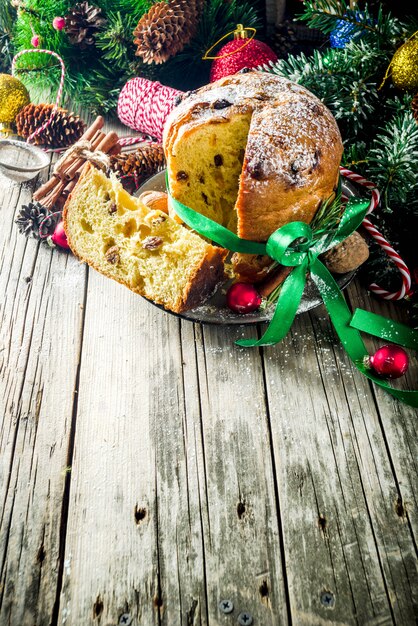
[0,0,16,70]
[95,11,136,69]
[98,0,151,13]
[0,0,16,35]
[298,0,406,47]
[366,112,418,211]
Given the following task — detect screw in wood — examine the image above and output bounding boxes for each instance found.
[119,614,132,625]
[219,599,234,614]
[320,591,335,608]
[238,612,253,625]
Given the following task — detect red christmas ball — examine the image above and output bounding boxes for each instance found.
[210,38,277,82]
[50,221,69,249]
[226,282,262,314]
[31,34,40,48]
[368,345,409,379]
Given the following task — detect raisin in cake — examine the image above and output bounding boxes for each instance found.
[63,164,227,313]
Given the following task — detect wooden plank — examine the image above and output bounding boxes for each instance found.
[261,294,417,625]
[57,265,290,625]
[57,273,191,625]
[182,320,290,625]
[346,281,418,540]
[0,173,87,624]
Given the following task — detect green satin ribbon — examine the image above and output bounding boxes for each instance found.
[167,177,418,407]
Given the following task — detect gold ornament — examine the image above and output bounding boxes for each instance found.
[391,36,418,91]
[0,74,30,135]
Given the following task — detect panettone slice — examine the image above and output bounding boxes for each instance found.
[63,164,227,313]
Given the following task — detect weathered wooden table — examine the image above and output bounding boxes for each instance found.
[1,120,417,626]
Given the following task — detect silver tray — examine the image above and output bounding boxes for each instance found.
[136,171,357,325]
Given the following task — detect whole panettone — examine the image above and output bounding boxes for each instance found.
[163,70,343,244]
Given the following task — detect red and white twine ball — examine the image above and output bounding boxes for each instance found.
[117,77,182,143]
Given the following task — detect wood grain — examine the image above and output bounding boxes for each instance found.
[0,170,87,625]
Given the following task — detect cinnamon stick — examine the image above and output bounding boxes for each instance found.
[258,266,293,298]
[42,180,67,209]
[91,129,105,146]
[81,115,104,142]
[96,131,120,154]
[33,175,60,202]
[91,131,106,149]
[109,142,121,156]
[62,177,78,199]
[54,117,105,179]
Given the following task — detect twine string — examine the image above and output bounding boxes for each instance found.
[117,77,182,142]
[202,24,257,60]
[53,138,111,173]
[38,210,62,239]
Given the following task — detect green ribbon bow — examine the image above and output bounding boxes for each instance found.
[167,176,418,407]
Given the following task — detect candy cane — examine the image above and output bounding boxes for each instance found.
[340,167,411,300]
[12,49,65,143]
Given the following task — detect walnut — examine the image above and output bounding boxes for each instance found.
[138,190,168,214]
[320,232,369,274]
[176,171,188,181]
[142,236,163,250]
[105,245,120,265]
[108,203,117,215]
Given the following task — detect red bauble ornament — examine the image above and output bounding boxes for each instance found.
[50,221,69,249]
[209,25,277,83]
[52,16,66,31]
[366,345,409,379]
[31,34,40,48]
[226,282,262,314]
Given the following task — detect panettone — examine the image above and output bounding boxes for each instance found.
[63,164,227,313]
[163,70,343,247]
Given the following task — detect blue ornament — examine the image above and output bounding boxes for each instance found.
[330,12,365,49]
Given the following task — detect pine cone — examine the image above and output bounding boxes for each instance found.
[133,0,203,65]
[16,103,86,148]
[109,145,165,193]
[273,21,298,57]
[65,1,106,49]
[15,201,51,238]
[412,94,418,123]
